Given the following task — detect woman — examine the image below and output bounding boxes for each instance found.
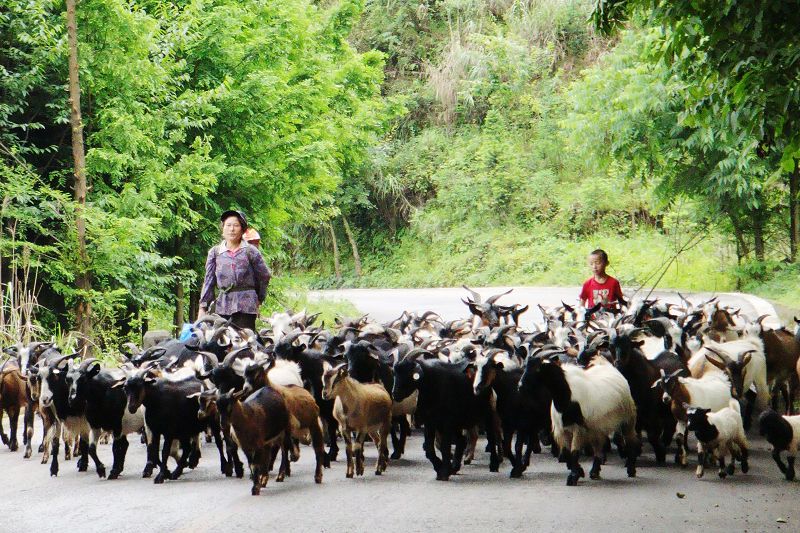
[198,210,271,330]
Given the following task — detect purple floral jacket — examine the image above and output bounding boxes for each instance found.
[199,241,271,315]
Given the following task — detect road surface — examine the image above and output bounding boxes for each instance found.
[0,287,794,532]
[308,286,782,329]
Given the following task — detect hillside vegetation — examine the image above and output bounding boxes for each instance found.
[2,0,798,351]
[297,1,799,308]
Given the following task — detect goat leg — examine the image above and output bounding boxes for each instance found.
[143,431,158,478]
[422,424,443,475]
[718,455,728,479]
[696,445,705,478]
[154,437,172,484]
[108,435,129,480]
[311,419,325,483]
[450,431,467,475]
[786,456,795,481]
[87,432,106,478]
[437,431,453,481]
[9,409,20,451]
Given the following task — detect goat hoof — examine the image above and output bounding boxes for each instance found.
[315,474,323,484]
[463,458,472,465]
[725,464,735,476]
[24,449,31,459]
[566,474,579,486]
[276,474,285,482]
[718,470,727,479]
[142,467,154,478]
[375,469,382,476]
[251,486,260,496]
[50,466,59,477]
[38,444,45,453]
[97,466,106,479]
[741,460,749,474]
[10,441,18,452]
[390,451,402,460]
[170,471,182,480]
[627,468,636,478]
[590,471,601,480]
[108,470,120,480]
[509,469,523,479]
[436,474,450,481]
[346,471,354,479]
[154,473,165,484]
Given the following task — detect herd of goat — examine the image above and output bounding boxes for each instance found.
[2,287,800,495]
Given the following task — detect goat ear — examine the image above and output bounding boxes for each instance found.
[633,340,645,348]
[741,352,753,367]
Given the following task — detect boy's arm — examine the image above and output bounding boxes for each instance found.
[579,280,589,306]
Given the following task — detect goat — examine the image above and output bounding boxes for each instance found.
[472,350,550,478]
[37,354,104,477]
[610,332,681,464]
[197,387,290,495]
[519,351,640,486]
[394,350,500,480]
[656,370,732,466]
[685,399,749,479]
[274,335,340,465]
[243,361,325,483]
[66,359,145,479]
[322,365,391,478]
[0,358,27,451]
[343,340,415,460]
[758,409,800,480]
[122,368,226,483]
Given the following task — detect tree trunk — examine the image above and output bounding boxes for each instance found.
[328,222,342,281]
[66,0,92,355]
[174,279,184,332]
[189,288,199,324]
[341,215,362,276]
[728,211,749,260]
[790,159,799,262]
[753,211,765,262]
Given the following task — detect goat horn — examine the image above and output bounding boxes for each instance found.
[78,358,101,372]
[485,289,513,305]
[404,348,433,361]
[462,285,482,304]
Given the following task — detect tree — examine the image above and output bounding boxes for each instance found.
[594,0,800,261]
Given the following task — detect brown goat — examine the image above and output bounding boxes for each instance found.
[760,327,800,414]
[322,365,391,478]
[0,359,27,451]
[199,386,290,496]
[244,362,325,484]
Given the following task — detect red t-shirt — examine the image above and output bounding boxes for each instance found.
[580,276,624,308]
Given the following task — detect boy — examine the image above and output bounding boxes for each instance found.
[579,249,625,311]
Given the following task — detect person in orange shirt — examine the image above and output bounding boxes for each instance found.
[579,249,625,312]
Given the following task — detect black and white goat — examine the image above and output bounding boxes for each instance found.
[685,399,749,479]
[758,409,800,480]
[519,350,640,486]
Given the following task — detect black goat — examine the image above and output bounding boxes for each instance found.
[122,369,226,483]
[66,359,144,479]
[393,350,499,481]
[472,351,550,478]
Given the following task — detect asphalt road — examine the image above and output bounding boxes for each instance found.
[0,419,796,533]
[0,287,795,532]
[308,286,783,329]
